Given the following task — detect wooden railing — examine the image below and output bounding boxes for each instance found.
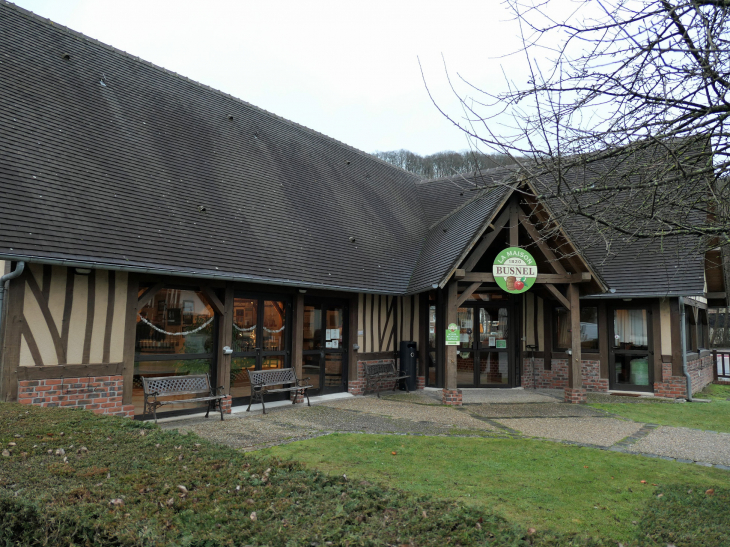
[712,350,730,382]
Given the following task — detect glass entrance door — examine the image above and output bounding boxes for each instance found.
[609,308,653,392]
[456,303,512,387]
[230,295,290,405]
[302,300,348,395]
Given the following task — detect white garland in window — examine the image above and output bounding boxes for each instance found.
[232,323,285,333]
[138,314,214,336]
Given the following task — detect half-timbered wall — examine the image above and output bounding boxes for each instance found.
[15,265,129,367]
[356,294,420,354]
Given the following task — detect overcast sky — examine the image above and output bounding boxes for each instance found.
[13,0,540,156]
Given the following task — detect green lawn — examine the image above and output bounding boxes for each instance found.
[589,384,730,433]
[262,433,730,545]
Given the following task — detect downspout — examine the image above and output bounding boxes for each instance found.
[678,296,692,402]
[0,261,25,342]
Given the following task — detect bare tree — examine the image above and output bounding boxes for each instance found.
[426,0,730,254]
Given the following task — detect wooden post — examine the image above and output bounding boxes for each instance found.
[121,273,139,405]
[445,280,458,391]
[292,293,305,380]
[216,283,234,394]
[0,268,25,402]
[348,293,358,383]
[566,283,584,402]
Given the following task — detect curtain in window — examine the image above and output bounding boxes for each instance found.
[614,309,647,349]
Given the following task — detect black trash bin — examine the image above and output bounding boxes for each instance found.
[399,341,417,391]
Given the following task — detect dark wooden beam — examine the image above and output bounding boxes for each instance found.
[706,292,726,299]
[137,282,163,312]
[462,208,511,272]
[122,273,139,405]
[455,272,591,284]
[545,284,571,310]
[568,283,582,389]
[517,210,568,275]
[216,283,234,393]
[17,362,124,381]
[456,282,482,307]
[445,281,458,391]
[200,286,225,316]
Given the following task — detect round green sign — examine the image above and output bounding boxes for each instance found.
[492,247,537,294]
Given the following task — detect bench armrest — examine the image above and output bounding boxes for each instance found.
[296,377,310,386]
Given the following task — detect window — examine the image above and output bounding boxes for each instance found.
[134,287,217,417]
[555,306,599,351]
[698,310,708,349]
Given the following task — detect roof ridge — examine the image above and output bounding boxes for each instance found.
[0,1,422,182]
[416,164,519,186]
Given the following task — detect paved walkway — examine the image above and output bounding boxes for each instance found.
[164,389,730,470]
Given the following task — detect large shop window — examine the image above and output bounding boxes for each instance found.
[134,288,217,417]
[554,306,599,351]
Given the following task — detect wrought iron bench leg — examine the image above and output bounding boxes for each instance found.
[260,391,267,415]
[304,388,311,407]
[219,398,224,421]
[152,402,158,424]
[205,400,212,419]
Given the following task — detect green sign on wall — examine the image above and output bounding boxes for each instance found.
[493,247,537,294]
[445,323,460,346]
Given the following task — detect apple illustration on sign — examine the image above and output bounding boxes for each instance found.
[513,278,526,290]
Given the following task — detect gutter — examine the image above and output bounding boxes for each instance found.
[0,261,25,358]
[678,296,693,401]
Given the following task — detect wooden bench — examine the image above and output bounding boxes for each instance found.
[363,362,410,398]
[142,373,225,423]
[246,368,312,414]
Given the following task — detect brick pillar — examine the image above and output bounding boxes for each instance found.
[564,387,587,404]
[289,391,305,404]
[416,376,425,390]
[442,388,462,406]
[348,361,366,395]
[219,395,232,414]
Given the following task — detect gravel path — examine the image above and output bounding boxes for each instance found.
[320,397,497,430]
[497,417,645,447]
[468,403,607,418]
[161,392,730,469]
[630,426,730,466]
[461,388,562,404]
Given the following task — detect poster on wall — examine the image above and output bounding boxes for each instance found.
[493,247,538,294]
[445,323,460,346]
[496,339,507,349]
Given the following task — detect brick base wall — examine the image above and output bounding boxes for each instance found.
[564,387,587,404]
[442,389,462,406]
[655,353,714,399]
[17,375,134,418]
[522,358,608,392]
[416,376,425,390]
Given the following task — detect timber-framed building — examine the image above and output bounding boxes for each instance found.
[0,2,722,418]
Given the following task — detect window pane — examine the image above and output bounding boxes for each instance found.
[303,354,321,391]
[428,305,437,351]
[132,359,212,416]
[136,288,215,356]
[580,307,599,350]
[555,308,570,350]
[232,298,257,352]
[614,309,648,350]
[325,354,343,388]
[457,308,474,349]
[230,357,256,399]
[326,308,344,348]
[614,355,650,386]
[263,301,286,351]
[303,305,322,350]
[480,352,509,385]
